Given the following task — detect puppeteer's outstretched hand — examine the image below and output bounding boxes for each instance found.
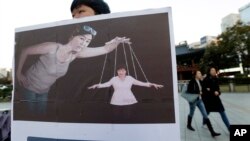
[105,37,131,45]
[104,37,131,52]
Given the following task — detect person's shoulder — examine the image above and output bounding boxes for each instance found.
[203,76,210,80]
[47,42,62,53]
[189,78,195,83]
[203,76,212,84]
[112,76,118,81]
[39,42,59,50]
[126,75,134,80]
[190,78,195,81]
[39,42,58,47]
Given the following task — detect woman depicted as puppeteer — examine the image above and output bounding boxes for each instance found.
[17,25,130,114]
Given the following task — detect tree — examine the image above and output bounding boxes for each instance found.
[199,42,237,73]
[218,21,250,69]
[200,21,250,74]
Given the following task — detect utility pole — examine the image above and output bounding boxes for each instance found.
[238,53,244,74]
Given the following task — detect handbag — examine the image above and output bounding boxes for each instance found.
[181,83,199,103]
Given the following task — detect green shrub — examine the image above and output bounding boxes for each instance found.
[219,77,250,85]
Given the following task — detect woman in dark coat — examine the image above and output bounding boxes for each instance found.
[202,67,230,131]
[186,70,220,137]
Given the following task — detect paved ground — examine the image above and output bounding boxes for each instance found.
[1,93,250,141]
[179,93,250,141]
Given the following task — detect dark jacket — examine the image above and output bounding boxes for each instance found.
[187,78,202,94]
[202,75,225,112]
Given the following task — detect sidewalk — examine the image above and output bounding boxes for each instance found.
[179,93,250,141]
[1,93,250,141]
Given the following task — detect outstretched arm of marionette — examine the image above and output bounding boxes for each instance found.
[132,78,151,87]
[132,77,164,89]
[77,37,131,58]
[88,77,114,89]
[17,42,58,86]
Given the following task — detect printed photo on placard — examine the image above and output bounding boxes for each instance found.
[14,10,175,124]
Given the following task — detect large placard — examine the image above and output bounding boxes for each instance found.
[12,7,180,141]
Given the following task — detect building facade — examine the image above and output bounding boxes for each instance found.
[0,68,8,79]
[176,43,205,80]
[239,2,250,25]
[221,13,240,32]
[0,68,12,81]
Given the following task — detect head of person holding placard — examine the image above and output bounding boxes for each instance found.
[70,0,110,18]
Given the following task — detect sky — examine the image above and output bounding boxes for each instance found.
[0,0,249,69]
